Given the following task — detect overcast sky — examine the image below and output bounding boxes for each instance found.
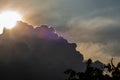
[0,0,120,64]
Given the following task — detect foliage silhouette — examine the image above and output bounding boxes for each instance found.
[64,58,120,80]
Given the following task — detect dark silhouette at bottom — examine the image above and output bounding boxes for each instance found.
[64,58,120,80]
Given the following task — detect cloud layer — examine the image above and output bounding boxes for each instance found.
[61,17,120,64]
[0,0,120,66]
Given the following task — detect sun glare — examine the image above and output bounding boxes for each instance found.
[0,11,22,33]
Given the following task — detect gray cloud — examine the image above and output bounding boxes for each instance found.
[1,0,120,27]
[59,17,120,64]
[0,21,85,80]
[63,17,120,42]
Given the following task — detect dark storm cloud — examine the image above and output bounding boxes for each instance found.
[0,21,85,80]
[0,21,104,80]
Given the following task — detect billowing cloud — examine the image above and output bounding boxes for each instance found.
[0,21,87,80]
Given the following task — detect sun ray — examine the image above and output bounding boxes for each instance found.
[0,10,22,34]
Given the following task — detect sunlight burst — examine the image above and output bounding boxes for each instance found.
[0,11,22,33]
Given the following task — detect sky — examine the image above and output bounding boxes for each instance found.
[0,0,120,64]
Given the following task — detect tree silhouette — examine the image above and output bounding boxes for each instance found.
[105,58,120,80]
[64,58,120,80]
